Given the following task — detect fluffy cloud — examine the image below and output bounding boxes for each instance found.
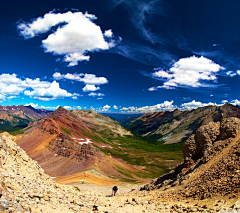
[104,29,113,38]
[180,100,216,110]
[221,100,228,104]
[25,103,39,108]
[0,73,77,101]
[103,105,111,109]
[226,71,237,77]
[150,56,224,90]
[24,81,73,101]
[53,72,108,85]
[113,105,118,109]
[18,11,118,66]
[237,70,240,75]
[101,105,111,111]
[82,84,100,92]
[25,103,60,110]
[120,100,176,113]
[53,72,108,94]
[64,106,72,110]
[228,99,240,106]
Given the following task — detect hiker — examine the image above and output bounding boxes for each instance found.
[112,186,118,196]
[92,205,98,211]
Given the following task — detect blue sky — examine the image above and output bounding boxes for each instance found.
[1,0,240,113]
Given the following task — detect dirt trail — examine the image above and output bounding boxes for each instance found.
[65,182,240,213]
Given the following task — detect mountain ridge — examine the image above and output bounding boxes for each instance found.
[126,103,240,144]
[0,105,51,131]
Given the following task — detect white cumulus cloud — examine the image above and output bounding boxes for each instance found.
[180,100,216,110]
[226,71,237,77]
[53,72,108,85]
[18,11,118,66]
[64,106,72,110]
[23,81,75,101]
[104,29,113,38]
[229,99,240,106]
[150,56,224,90]
[120,100,175,113]
[25,103,39,108]
[0,73,73,101]
[103,105,111,109]
[82,84,100,92]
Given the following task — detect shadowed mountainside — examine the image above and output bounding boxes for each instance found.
[126,103,240,144]
[0,105,50,131]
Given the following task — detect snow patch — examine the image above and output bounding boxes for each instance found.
[78,138,92,145]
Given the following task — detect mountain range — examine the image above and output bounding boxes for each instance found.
[0,105,50,131]
[1,102,240,184]
[1,106,240,211]
[16,107,142,183]
[125,103,240,144]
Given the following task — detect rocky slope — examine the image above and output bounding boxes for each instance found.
[0,105,50,131]
[16,107,142,183]
[0,132,85,212]
[126,103,240,144]
[140,117,240,209]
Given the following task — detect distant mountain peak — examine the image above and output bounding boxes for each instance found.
[47,106,71,119]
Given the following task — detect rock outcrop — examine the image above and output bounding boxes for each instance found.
[141,117,240,200]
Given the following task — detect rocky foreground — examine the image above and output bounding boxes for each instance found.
[1,117,240,212]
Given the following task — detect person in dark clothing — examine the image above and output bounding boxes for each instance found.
[112,186,118,196]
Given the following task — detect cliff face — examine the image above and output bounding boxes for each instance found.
[141,117,240,200]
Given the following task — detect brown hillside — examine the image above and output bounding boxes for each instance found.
[17,108,143,184]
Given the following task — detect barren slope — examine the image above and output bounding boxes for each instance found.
[16,107,146,184]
